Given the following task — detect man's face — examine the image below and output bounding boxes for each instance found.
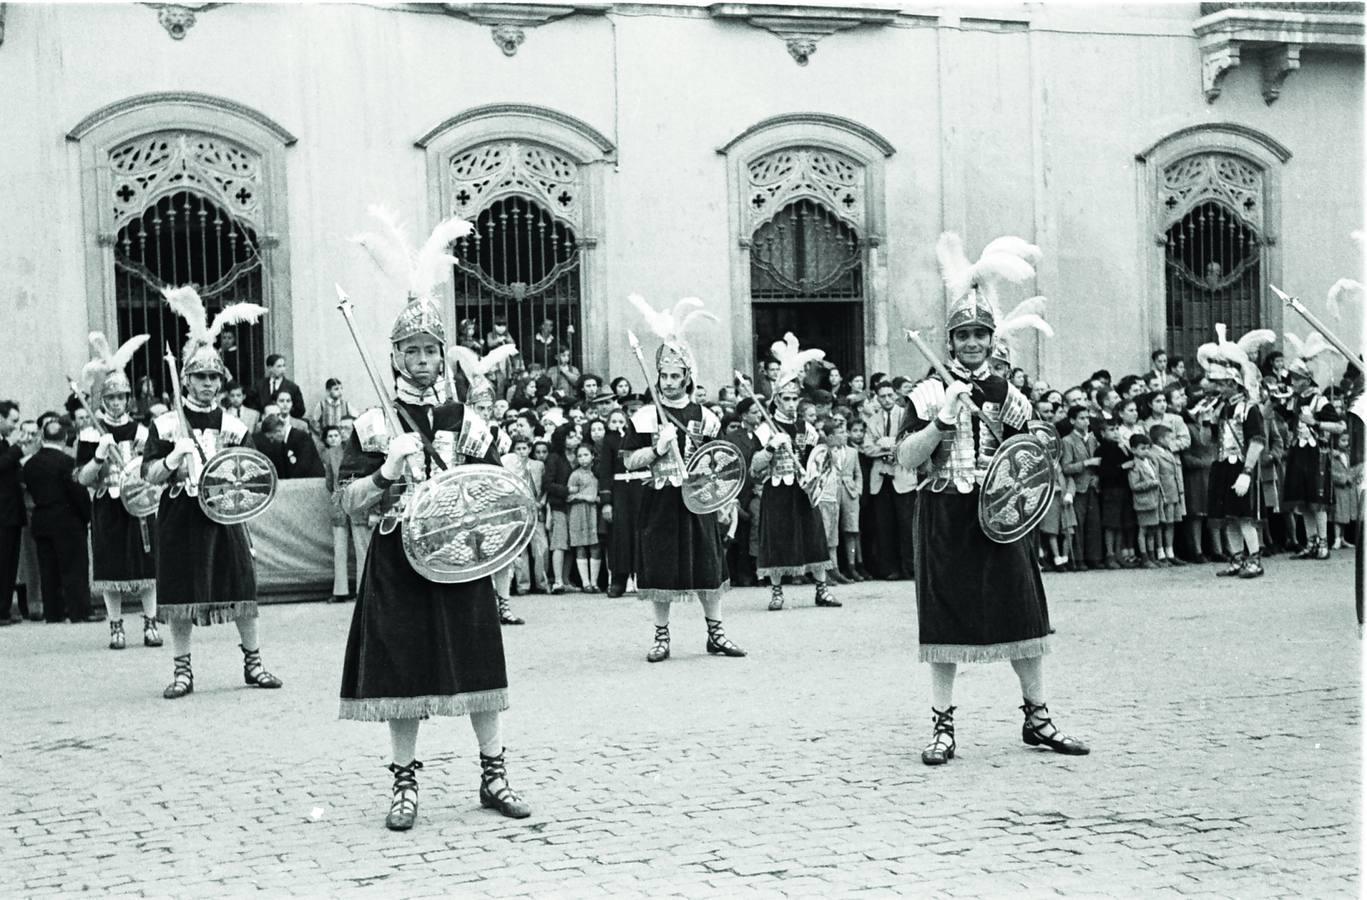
[103,394,129,418]
[557,350,572,366]
[581,379,599,399]
[0,409,19,438]
[328,383,343,400]
[1072,412,1091,432]
[1034,401,1053,421]
[73,408,92,430]
[826,426,848,448]
[227,387,245,408]
[742,405,762,428]
[850,375,865,393]
[1153,353,1167,372]
[188,373,221,405]
[220,331,237,352]
[275,392,293,416]
[764,362,780,382]
[1145,374,1163,392]
[776,388,799,419]
[18,421,39,449]
[876,387,896,411]
[397,336,443,387]
[493,400,510,420]
[475,399,494,421]
[658,368,687,401]
[515,442,531,459]
[950,325,992,368]
[270,358,287,379]
[693,385,708,403]
[1125,380,1144,400]
[1064,388,1085,409]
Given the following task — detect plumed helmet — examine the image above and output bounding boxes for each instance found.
[160,286,267,384]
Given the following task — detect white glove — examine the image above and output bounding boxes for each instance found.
[654,423,678,456]
[380,432,424,481]
[94,433,116,461]
[767,431,793,452]
[938,381,973,425]
[1232,472,1251,497]
[165,438,197,469]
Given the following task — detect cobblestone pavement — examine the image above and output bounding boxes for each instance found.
[1,555,1360,898]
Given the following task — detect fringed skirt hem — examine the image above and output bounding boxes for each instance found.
[338,688,509,722]
[93,578,156,594]
[919,636,1052,663]
[637,582,729,605]
[757,561,834,579]
[157,601,258,626]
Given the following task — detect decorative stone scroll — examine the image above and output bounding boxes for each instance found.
[1158,152,1264,231]
[448,140,581,231]
[745,147,864,234]
[109,132,263,232]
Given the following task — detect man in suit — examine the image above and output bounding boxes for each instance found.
[861,380,917,579]
[0,400,26,625]
[1060,404,1103,568]
[259,411,324,479]
[250,354,305,415]
[221,381,261,433]
[23,418,92,623]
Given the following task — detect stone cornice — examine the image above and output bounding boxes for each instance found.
[717,113,896,158]
[707,2,898,64]
[66,91,298,145]
[439,2,607,27]
[1194,5,1364,103]
[414,103,615,155]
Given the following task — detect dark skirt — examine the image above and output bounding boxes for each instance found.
[1208,460,1260,520]
[90,495,156,593]
[1183,465,1211,517]
[155,490,257,625]
[1282,446,1333,506]
[608,479,643,576]
[633,483,728,604]
[914,489,1051,663]
[756,481,831,578]
[1099,485,1137,532]
[339,526,509,721]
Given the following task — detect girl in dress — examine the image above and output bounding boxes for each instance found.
[567,443,601,593]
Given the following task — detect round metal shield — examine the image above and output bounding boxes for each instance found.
[118,455,163,519]
[402,464,539,584]
[1026,420,1062,465]
[682,440,747,515]
[196,447,279,525]
[978,434,1057,544]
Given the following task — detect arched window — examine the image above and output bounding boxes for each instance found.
[719,115,893,379]
[68,93,295,397]
[110,133,269,392]
[1160,154,1267,364]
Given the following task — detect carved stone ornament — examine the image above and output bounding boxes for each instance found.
[1260,44,1301,104]
[146,3,223,40]
[491,23,525,55]
[786,37,818,65]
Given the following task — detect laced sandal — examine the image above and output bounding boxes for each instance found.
[767,584,785,611]
[479,750,531,819]
[240,645,283,689]
[1238,552,1265,579]
[162,653,193,700]
[646,625,670,663]
[814,582,842,607]
[497,595,525,626]
[1216,553,1245,577]
[108,620,126,651]
[704,617,746,657]
[1020,700,1090,755]
[142,616,163,647]
[385,760,422,831]
[921,705,956,766]
[1312,538,1331,561]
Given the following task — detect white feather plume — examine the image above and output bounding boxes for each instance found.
[450,342,520,379]
[980,236,1043,267]
[1283,332,1306,361]
[109,334,151,372]
[770,332,826,387]
[629,294,675,340]
[412,215,474,299]
[88,332,113,366]
[997,295,1055,340]
[80,359,108,396]
[935,233,971,293]
[1327,278,1362,319]
[1235,328,1276,358]
[161,286,210,342]
[352,206,472,301]
[208,303,268,340]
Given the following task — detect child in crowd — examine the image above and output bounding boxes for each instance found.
[1098,413,1137,568]
[805,418,862,584]
[544,423,580,593]
[502,435,549,594]
[1061,405,1102,569]
[567,443,601,594]
[1331,431,1360,549]
[315,377,359,437]
[847,417,874,579]
[1116,398,1141,446]
[1149,423,1187,566]
[1127,433,1161,568]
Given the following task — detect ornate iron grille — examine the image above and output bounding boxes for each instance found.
[750,197,864,377]
[451,195,581,373]
[1163,200,1263,367]
[113,189,266,398]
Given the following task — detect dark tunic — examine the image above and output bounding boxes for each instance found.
[338,399,510,721]
[1208,400,1265,521]
[1281,391,1339,506]
[754,417,831,578]
[623,403,728,604]
[143,407,258,625]
[76,419,156,592]
[909,374,1051,663]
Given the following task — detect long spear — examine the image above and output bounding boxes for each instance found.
[1270,284,1365,367]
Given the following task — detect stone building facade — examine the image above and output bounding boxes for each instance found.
[0,2,1361,409]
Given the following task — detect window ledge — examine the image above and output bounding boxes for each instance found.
[1195,4,1364,103]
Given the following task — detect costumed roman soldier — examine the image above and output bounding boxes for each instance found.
[623,294,745,663]
[1198,324,1274,578]
[75,331,162,650]
[1280,331,1348,560]
[142,287,282,698]
[338,207,531,831]
[451,341,527,625]
[896,233,1089,766]
[750,333,839,611]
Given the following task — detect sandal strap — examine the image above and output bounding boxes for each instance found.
[1020,700,1080,744]
[931,705,956,737]
[171,653,192,679]
[240,645,281,687]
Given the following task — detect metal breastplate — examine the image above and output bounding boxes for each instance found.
[102,440,137,498]
[180,430,221,497]
[926,406,990,494]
